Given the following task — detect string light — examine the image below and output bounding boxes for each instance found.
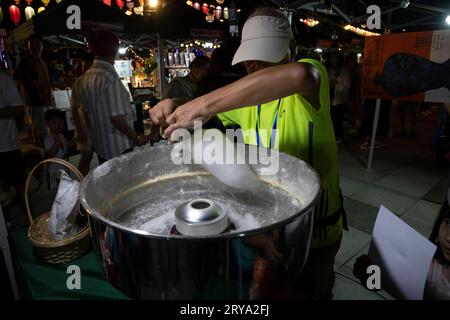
[128,47,148,63]
[344,24,380,37]
[300,18,319,27]
[180,40,222,49]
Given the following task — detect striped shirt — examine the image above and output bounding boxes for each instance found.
[71,59,133,160]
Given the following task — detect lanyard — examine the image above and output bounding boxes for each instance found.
[256,99,282,149]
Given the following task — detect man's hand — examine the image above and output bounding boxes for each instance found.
[163,100,212,139]
[131,132,150,146]
[148,99,178,129]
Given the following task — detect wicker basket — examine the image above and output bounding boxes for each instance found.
[25,158,91,264]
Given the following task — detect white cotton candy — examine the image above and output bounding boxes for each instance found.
[191,128,264,191]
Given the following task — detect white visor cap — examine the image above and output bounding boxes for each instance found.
[232,15,293,66]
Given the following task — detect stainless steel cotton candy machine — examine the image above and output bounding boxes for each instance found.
[80,143,321,299]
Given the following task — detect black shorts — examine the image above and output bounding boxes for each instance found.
[0,149,25,186]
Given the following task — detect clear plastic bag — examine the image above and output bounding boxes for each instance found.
[48,170,80,240]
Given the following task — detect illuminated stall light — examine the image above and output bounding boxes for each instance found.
[25,0,34,4]
[103,0,112,6]
[344,24,380,37]
[9,5,21,26]
[41,0,50,6]
[300,18,319,27]
[186,1,193,6]
[25,6,36,20]
[38,6,46,13]
[193,2,200,10]
[216,0,224,4]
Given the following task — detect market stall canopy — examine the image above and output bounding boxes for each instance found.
[12,0,131,42]
[125,2,224,39]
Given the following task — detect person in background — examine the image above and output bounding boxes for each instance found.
[399,100,419,138]
[17,34,52,148]
[433,103,450,164]
[48,59,66,89]
[209,47,244,91]
[324,51,351,144]
[43,109,73,192]
[71,30,148,164]
[345,53,362,136]
[162,55,211,101]
[0,70,25,207]
[72,53,94,176]
[425,187,450,299]
[150,7,345,300]
[63,64,76,88]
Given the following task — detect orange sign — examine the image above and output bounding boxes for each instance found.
[362,30,450,103]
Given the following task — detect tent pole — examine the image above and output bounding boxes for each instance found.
[367,99,381,171]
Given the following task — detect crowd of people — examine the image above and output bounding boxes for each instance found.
[0,5,449,300]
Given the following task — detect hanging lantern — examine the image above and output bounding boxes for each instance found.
[205,14,215,23]
[133,5,143,15]
[202,3,209,15]
[186,1,193,6]
[223,7,229,20]
[216,0,224,4]
[125,9,133,15]
[37,6,45,13]
[9,5,21,26]
[25,0,33,5]
[15,0,21,5]
[103,0,112,6]
[116,0,125,8]
[25,6,35,20]
[56,0,62,3]
[205,8,214,23]
[126,0,134,9]
[214,6,222,19]
[193,2,200,10]
[41,0,50,6]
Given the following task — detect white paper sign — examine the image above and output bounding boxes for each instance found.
[368,206,437,300]
[114,60,133,78]
[52,90,72,110]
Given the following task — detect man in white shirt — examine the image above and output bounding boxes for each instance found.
[0,70,25,206]
[71,30,148,164]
